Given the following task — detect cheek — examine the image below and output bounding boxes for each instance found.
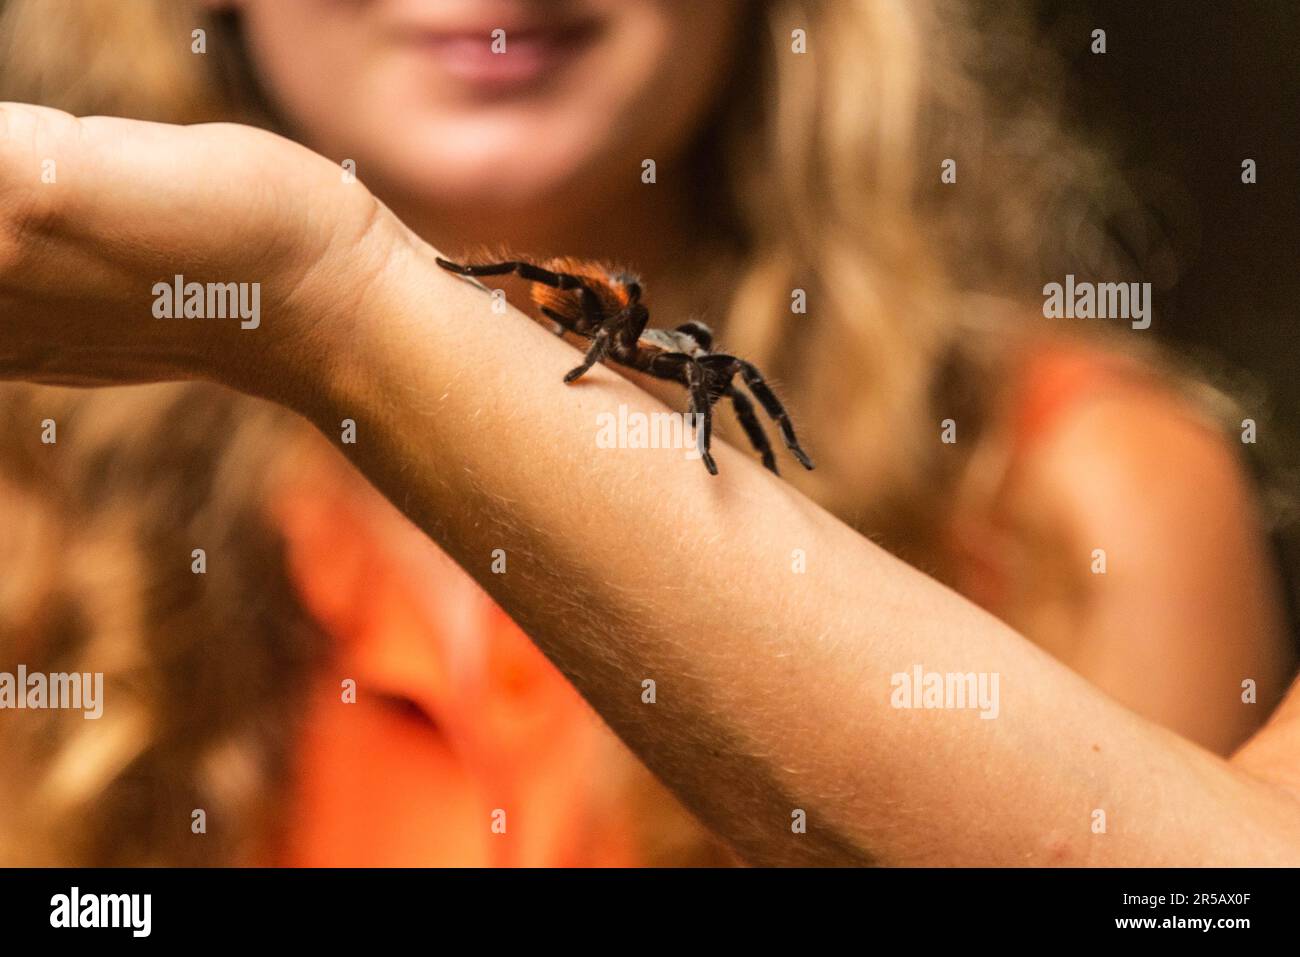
[580,0,744,167]
[237,0,389,146]
[613,0,748,150]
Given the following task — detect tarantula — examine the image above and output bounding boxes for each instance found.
[435,255,814,476]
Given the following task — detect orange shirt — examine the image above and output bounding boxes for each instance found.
[273,461,639,866]
[944,339,1148,613]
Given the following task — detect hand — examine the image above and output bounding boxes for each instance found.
[0,102,403,394]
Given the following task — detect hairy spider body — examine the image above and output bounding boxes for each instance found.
[435,255,814,477]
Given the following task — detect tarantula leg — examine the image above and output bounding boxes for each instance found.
[726,386,778,474]
[738,361,814,469]
[702,356,814,470]
[681,358,718,475]
[564,326,614,382]
[435,256,576,288]
[563,306,648,383]
[650,353,718,474]
[436,257,604,328]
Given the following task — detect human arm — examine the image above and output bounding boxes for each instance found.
[296,234,1300,865]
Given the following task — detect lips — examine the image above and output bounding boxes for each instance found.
[400,18,602,94]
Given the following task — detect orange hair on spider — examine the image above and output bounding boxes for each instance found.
[528,256,632,327]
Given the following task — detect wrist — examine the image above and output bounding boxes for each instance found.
[243,206,422,418]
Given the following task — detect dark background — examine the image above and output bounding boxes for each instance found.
[1038,0,1298,424]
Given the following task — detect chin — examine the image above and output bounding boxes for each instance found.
[389,121,613,210]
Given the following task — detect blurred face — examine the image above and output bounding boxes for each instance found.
[225,0,743,238]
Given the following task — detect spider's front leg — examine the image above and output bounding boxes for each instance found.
[649,353,719,474]
[564,303,649,383]
[684,360,719,475]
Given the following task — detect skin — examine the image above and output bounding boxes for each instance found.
[1007,391,1295,754]
[1,104,1300,864]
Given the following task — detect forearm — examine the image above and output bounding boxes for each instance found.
[279,230,1300,865]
